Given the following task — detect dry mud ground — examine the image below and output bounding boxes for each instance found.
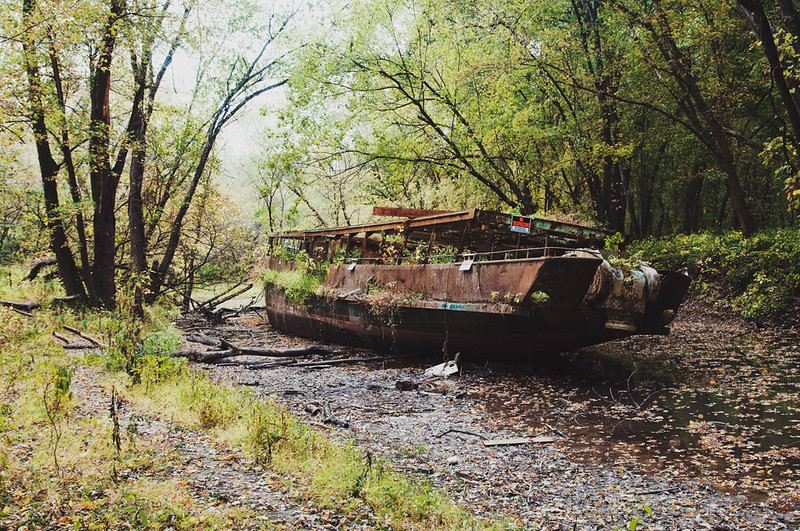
[155,299,799,530]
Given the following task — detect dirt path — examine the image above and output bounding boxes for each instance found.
[60,298,800,529]
[69,362,371,529]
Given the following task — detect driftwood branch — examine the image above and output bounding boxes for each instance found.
[174,349,237,363]
[63,325,105,347]
[483,436,558,447]
[12,308,34,318]
[245,356,385,370]
[53,327,103,349]
[436,428,487,440]
[194,280,248,312]
[304,401,350,428]
[203,283,253,310]
[53,331,70,344]
[189,282,254,324]
[184,332,348,361]
[52,294,82,306]
[26,257,57,281]
[1,300,41,311]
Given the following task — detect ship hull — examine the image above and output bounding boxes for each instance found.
[262,256,689,359]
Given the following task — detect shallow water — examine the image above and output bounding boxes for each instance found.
[469,333,800,509]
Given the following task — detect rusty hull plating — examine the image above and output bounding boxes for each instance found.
[263,208,690,358]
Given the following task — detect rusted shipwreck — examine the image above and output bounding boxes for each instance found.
[263,208,689,358]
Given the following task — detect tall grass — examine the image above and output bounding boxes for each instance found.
[0,264,513,529]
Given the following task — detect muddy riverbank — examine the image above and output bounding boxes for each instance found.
[181,299,800,529]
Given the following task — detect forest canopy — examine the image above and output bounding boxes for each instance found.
[263,0,800,237]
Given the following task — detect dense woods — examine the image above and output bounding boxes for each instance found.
[2,0,290,309]
[3,3,800,528]
[271,0,800,236]
[2,0,800,308]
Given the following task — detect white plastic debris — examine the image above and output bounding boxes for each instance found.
[424,360,459,378]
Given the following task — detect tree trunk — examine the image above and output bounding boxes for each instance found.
[21,0,85,299]
[48,37,95,304]
[89,0,126,310]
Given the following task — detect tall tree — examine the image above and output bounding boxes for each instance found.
[146,10,292,301]
[21,0,86,298]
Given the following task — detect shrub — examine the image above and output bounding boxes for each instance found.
[630,228,800,319]
[261,251,328,305]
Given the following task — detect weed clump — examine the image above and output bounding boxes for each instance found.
[261,251,328,305]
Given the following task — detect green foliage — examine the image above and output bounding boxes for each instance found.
[605,232,625,252]
[262,250,328,305]
[631,228,800,318]
[260,0,795,236]
[530,291,551,305]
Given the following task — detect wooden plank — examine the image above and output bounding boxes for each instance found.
[482,436,558,447]
[268,209,478,239]
[372,206,454,218]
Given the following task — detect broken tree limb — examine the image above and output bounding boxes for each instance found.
[322,403,349,428]
[183,333,347,359]
[53,331,70,344]
[237,345,346,357]
[53,331,95,349]
[61,343,96,350]
[52,294,82,306]
[1,300,41,312]
[209,283,253,308]
[482,436,558,447]
[245,356,385,370]
[185,332,227,348]
[194,281,251,313]
[544,423,570,440]
[436,428,487,440]
[25,257,57,281]
[63,325,105,348]
[174,349,237,363]
[303,401,349,429]
[12,308,34,318]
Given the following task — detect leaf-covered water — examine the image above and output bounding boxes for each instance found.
[475,301,800,511]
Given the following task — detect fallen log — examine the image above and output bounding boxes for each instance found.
[63,325,105,347]
[26,257,57,281]
[184,333,347,359]
[1,300,41,312]
[174,349,237,363]
[185,332,228,348]
[52,294,82,306]
[245,356,385,370]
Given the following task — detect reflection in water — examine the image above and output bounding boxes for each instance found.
[466,337,800,509]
